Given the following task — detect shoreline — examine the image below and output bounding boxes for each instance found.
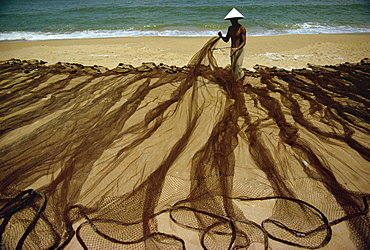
[1,32,369,43]
[0,33,369,70]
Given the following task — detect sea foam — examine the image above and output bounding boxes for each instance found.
[1,23,369,41]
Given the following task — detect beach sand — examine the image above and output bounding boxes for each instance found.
[0,34,369,70]
[0,34,369,250]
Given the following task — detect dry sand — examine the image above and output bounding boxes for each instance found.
[0,34,369,249]
[0,33,369,70]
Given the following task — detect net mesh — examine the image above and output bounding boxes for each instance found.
[0,37,369,249]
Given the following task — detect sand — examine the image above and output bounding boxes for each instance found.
[0,33,369,70]
[0,34,369,249]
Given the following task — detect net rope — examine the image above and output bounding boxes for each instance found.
[0,37,369,249]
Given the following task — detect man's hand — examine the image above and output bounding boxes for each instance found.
[218,32,223,38]
[230,49,237,57]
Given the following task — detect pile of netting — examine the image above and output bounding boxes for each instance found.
[0,37,369,249]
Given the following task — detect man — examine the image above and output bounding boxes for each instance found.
[218,8,246,79]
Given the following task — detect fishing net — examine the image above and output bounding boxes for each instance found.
[0,37,369,249]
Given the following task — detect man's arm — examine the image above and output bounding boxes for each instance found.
[218,27,231,42]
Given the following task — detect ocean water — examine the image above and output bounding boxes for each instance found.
[0,0,369,41]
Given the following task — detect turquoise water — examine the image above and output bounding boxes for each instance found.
[0,0,369,40]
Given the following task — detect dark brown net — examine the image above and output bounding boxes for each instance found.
[0,37,369,250]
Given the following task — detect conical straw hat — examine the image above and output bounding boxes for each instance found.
[224,8,244,20]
